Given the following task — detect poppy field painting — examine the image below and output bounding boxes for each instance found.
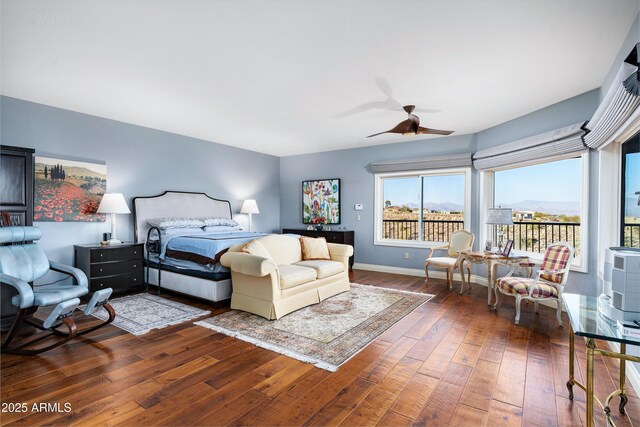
[34,156,106,222]
[302,178,341,224]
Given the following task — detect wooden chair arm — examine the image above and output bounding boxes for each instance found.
[427,244,449,259]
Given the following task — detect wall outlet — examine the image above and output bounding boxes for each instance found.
[404,252,410,259]
[356,214,361,221]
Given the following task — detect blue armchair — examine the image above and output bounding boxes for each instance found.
[0,226,116,355]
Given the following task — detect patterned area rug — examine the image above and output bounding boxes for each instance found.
[195,284,433,371]
[90,294,210,335]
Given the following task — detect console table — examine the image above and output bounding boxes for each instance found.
[563,293,640,427]
[458,250,530,305]
[282,228,354,269]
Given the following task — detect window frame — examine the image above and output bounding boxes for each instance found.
[479,152,589,272]
[374,167,472,248]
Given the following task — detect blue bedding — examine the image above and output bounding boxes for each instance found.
[160,231,266,262]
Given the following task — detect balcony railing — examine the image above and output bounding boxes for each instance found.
[624,223,640,248]
[382,219,583,253]
[382,219,464,242]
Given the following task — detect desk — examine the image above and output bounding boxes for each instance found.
[563,293,640,427]
[458,251,530,305]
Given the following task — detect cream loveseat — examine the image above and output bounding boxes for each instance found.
[220,234,353,319]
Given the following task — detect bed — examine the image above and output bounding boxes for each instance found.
[133,191,264,305]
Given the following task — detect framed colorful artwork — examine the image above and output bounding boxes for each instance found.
[34,156,106,222]
[302,178,341,224]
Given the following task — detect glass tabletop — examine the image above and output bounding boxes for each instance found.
[563,293,640,346]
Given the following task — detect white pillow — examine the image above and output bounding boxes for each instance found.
[147,217,205,229]
[162,227,205,236]
[241,239,272,260]
[203,225,244,233]
[201,217,240,227]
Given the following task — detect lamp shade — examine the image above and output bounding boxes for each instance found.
[240,199,260,214]
[486,207,513,225]
[97,193,131,214]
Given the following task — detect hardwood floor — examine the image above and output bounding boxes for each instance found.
[2,270,639,426]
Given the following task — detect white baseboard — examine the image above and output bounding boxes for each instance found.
[352,262,639,395]
[352,263,557,308]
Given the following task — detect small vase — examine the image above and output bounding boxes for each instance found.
[315,225,324,231]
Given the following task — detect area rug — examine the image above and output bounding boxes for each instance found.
[89,294,210,335]
[195,284,433,371]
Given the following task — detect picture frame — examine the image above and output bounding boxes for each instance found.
[302,178,341,224]
[502,239,514,257]
[34,156,107,222]
[484,240,493,251]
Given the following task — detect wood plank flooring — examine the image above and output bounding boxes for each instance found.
[1,270,639,426]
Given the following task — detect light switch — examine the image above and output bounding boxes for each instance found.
[354,203,363,211]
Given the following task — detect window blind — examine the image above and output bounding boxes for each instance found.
[584,61,640,150]
[369,153,471,173]
[473,122,587,170]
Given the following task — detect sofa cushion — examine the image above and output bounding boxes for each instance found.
[278,264,317,289]
[241,239,272,260]
[294,260,344,279]
[300,237,330,260]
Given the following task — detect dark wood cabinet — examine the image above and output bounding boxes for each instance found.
[282,228,355,269]
[75,243,145,293]
[0,145,35,331]
[0,145,35,226]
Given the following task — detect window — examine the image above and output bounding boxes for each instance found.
[621,134,640,248]
[375,168,471,247]
[486,154,588,270]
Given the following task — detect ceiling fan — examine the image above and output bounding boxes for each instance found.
[366,105,454,138]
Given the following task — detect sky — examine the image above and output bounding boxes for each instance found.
[494,158,580,205]
[383,157,581,210]
[383,174,465,206]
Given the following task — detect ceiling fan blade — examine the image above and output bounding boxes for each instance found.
[366,130,393,138]
[413,108,442,114]
[416,126,454,136]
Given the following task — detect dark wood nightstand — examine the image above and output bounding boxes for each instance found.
[74,243,145,293]
[282,228,355,269]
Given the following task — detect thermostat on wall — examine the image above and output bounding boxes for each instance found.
[354,203,363,211]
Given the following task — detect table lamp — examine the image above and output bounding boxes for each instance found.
[486,207,513,252]
[97,193,131,245]
[240,199,259,232]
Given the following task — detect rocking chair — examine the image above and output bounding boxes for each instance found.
[0,226,116,355]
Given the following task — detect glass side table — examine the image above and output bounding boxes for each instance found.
[562,293,640,427]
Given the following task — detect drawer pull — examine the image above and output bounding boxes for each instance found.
[134,251,137,254]
[99,268,103,272]
[133,278,137,282]
[100,254,103,257]
[133,265,137,268]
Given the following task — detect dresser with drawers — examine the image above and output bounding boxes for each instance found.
[74,243,145,293]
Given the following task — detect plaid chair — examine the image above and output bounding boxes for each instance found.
[424,230,474,291]
[494,242,574,325]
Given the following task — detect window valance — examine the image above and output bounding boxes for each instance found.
[369,153,472,173]
[584,45,640,150]
[473,121,587,170]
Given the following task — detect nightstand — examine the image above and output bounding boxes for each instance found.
[74,243,145,293]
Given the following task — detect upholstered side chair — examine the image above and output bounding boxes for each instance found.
[424,230,474,291]
[0,226,116,355]
[494,242,574,326]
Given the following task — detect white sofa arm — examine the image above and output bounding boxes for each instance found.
[328,243,353,270]
[220,252,278,277]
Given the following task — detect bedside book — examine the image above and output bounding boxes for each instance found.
[617,320,640,338]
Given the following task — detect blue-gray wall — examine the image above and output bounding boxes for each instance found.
[280,89,600,294]
[0,96,281,266]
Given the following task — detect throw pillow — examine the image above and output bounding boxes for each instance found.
[241,239,272,260]
[300,236,331,260]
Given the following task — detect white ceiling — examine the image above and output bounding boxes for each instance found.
[1,0,638,156]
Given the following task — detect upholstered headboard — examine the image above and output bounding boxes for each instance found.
[133,191,233,243]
